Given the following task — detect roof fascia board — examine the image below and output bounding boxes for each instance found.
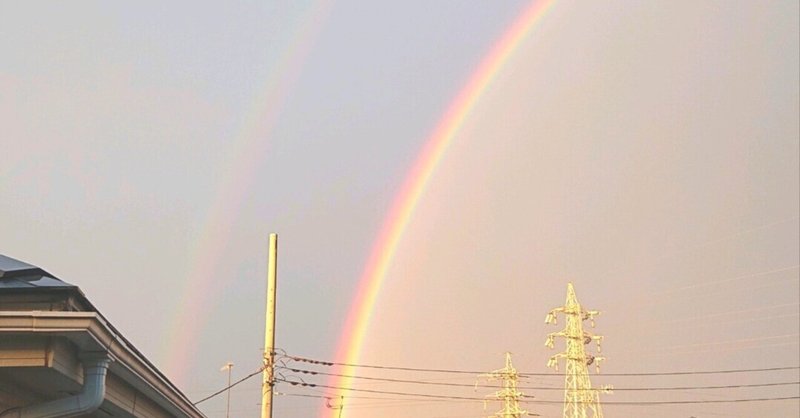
[0,312,205,418]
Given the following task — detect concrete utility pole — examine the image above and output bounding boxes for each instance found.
[482,352,530,418]
[545,283,608,418]
[261,233,278,418]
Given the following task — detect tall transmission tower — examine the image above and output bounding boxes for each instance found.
[482,352,532,418]
[545,283,607,418]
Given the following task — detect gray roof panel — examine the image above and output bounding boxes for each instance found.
[0,275,76,289]
[0,254,73,288]
[0,254,40,276]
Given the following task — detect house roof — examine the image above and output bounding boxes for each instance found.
[0,254,75,290]
[0,253,206,417]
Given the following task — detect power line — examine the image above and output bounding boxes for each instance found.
[277,365,800,392]
[275,377,486,401]
[613,333,800,356]
[593,216,799,284]
[272,389,800,409]
[193,366,264,405]
[281,354,800,377]
[278,365,481,387]
[586,381,800,391]
[557,397,800,406]
[659,265,799,295]
[275,377,800,406]
[277,391,490,412]
[660,302,800,324]
[281,354,478,374]
[277,391,474,404]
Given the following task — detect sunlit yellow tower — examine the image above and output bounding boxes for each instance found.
[545,283,606,418]
[482,352,531,418]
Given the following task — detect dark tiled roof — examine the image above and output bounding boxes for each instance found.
[0,254,76,290]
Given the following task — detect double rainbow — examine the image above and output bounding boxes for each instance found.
[161,0,332,383]
[328,0,556,416]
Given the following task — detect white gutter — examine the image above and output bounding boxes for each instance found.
[0,311,205,418]
[0,352,111,418]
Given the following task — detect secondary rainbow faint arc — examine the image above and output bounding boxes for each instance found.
[327,0,556,416]
[160,0,332,384]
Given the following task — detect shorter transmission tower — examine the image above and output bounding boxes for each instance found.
[545,283,607,418]
[481,352,533,418]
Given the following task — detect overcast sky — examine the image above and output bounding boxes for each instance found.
[1,1,798,417]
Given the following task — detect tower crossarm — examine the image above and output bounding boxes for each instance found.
[487,388,525,400]
[545,307,565,325]
[584,354,607,373]
[546,307,601,327]
[582,309,600,328]
[546,352,568,371]
[586,333,603,352]
[544,330,569,348]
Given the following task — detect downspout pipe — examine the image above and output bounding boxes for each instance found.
[1,352,112,418]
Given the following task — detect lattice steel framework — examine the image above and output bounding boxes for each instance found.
[545,283,606,418]
[482,352,530,418]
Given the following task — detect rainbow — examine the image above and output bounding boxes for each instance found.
[161,0,332,384]
[327,0,556,416]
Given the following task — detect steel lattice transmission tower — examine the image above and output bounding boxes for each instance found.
[482,352,532,418]
[545,283,607,418]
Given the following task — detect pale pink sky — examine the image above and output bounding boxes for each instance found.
[1,1,797,417]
